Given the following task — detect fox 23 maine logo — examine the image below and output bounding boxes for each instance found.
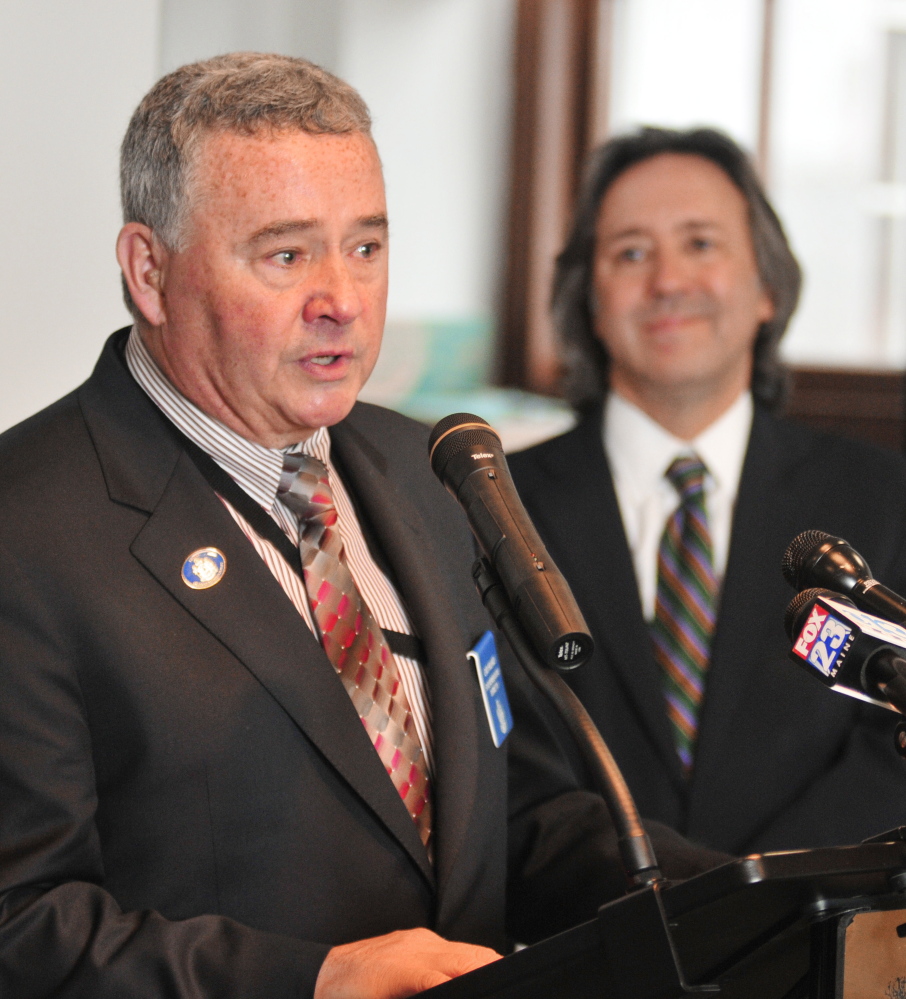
[792,602,854,678]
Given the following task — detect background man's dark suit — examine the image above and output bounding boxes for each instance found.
[0,333,720,997]
[509,403,906,855]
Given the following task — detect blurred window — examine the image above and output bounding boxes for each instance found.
[607,0,906,370]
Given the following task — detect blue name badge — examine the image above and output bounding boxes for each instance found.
[467,631,512,748]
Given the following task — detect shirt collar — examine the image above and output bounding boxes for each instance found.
[603,389,753,498]
[124,326,331,512]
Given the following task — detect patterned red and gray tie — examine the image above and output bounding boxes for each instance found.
[278,452,432,848]
[651,456,717,773]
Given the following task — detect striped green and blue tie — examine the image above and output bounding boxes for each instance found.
[651,456,717,773]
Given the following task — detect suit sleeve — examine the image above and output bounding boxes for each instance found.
[743,702,906,850]
[0,541,328,999]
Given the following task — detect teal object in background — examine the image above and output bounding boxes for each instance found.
[361,317,574,453]
[415,317,492,394]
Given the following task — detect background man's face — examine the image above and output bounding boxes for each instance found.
[147,128,388,447]
[591,152,774,422]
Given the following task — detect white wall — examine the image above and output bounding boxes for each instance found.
[609,0,764,150]
[337,0,513,325]
[0,0,159,432]
[159,0,341,74]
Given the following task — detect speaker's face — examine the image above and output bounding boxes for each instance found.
[131,128,388,448]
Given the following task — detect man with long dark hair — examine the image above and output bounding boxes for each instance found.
[510,127,906,854]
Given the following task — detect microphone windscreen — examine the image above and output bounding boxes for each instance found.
[784,587,836,640]
[782,529,834,588]
[429,413,502,480]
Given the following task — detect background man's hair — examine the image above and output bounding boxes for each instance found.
[120,52,372,319]
[553,126,802,413]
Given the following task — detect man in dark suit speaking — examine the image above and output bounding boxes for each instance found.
[509,127,906,856]
[0,57,724,999]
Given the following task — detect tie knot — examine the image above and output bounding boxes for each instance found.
[278,452,337,524]
[665,455,707,503]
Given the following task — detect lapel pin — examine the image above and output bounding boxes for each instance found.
[182,548,227,589]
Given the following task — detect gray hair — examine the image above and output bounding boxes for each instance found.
[555,126,802,413]
[120,52,372,317]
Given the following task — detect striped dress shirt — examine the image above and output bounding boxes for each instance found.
[125,328,434,773]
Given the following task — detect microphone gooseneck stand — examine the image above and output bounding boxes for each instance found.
[472,557,664,890]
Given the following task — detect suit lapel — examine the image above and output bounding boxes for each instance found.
[516,412,685,786]
[330,417,481,908]
[80,334,433,884]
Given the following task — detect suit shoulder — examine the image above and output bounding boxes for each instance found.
[342,402,432,473]
[0,388,82,450]
[340,402,478,569]
[767,413,906,487]
[508,412,595,488]
[346,401,430,444]
[0,390,90,495]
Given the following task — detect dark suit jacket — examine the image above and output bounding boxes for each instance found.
[0,334,723,998]
[509,402,906,855]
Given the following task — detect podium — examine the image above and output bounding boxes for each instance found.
[420,841,906,999]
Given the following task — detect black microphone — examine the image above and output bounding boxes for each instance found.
[784,587,906,714]
[782,530,906,628]
[429,413,593,671]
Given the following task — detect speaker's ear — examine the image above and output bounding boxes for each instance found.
[116,222,169,328]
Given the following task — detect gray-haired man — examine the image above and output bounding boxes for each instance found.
[0,57,722,999]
